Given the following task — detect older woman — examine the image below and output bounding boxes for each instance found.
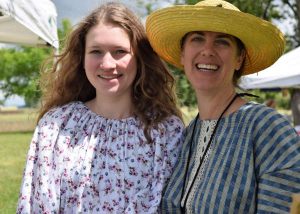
[146,0,300,213]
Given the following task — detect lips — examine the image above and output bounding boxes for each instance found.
[97,74,123,80]
[195,63,219,72]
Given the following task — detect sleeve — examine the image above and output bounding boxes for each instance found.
[16,125,40,213]
[253,110,300,213]
[16,111,61,213]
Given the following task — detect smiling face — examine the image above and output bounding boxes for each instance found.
[180,31,245,94]
[84,23,137,100]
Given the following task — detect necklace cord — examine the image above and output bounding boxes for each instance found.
[180,93,241,211]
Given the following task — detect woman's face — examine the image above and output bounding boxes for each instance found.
[180,31,244,94]
[84,23,137,100]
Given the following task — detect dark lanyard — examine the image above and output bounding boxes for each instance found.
[180,92,258,212]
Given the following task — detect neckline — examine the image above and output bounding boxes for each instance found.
[77,101,137,122]
[181,93,240,210]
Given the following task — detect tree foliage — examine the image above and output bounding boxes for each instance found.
[0,47,51,106]
[0,19,73,107]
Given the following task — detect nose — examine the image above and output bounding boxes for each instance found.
[200,41,215,57]
[100,52,116,70]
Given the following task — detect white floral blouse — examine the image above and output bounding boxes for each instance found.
[17,102,184,214]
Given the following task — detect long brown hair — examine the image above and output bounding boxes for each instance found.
[39,2,182,143]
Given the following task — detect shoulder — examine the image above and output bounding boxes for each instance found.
[238,102,288,123]
[238,102,299,141]
[38,101,85,127]
[158,115,185,134]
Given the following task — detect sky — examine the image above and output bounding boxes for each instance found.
[52,0,145,26]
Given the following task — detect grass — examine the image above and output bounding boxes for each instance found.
[0,132,32,213]
[0,109,36,213]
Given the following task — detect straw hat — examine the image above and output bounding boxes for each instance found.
[146,0,285,75]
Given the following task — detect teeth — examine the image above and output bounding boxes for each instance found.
[196,64,218,71]
[98,74,121,79]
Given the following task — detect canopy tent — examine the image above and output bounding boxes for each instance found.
[239,46,300,89]
[0,0,59,49]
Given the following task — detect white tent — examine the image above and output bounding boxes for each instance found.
[239,46,300,89]
[0,0,59,49]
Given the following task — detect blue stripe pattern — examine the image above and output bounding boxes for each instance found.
[161,102,300,213]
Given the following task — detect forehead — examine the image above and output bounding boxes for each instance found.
[86,23,131,46]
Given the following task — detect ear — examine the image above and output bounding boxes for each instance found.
[235,49,246,70]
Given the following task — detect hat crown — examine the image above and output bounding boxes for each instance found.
[196,0,240,12]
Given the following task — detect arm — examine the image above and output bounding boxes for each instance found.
[253,110,300,213]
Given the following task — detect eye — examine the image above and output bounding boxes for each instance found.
[190,35,204,43]
[89,49,103,55]
[114,49,129,55]
[215,38,231,46]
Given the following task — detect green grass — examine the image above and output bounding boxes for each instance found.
[0,133,32,213]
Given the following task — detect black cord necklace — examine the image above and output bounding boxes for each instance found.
[180,92,258,212]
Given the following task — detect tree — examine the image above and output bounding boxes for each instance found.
[0,19,73,107]
[0,47,51,107]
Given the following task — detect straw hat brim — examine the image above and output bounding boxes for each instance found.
[146,5,285,75]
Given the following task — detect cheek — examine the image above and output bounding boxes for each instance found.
[123,56,137,73]
[84,55,99,70]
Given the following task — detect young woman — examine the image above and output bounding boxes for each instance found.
[17,3,184,213]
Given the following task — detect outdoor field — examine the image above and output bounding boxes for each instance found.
[0,109,36,213]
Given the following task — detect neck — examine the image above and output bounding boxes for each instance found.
[85,95,134,119]
[196,89,237,120]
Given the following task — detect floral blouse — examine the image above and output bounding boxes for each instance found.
[17,102,184,214]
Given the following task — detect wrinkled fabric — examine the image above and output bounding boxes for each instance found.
[17,101,184,214]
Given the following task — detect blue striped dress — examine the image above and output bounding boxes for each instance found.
[161,102,300,213]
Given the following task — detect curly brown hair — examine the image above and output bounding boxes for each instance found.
[39,2,182,143]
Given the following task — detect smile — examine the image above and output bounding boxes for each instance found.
[97,74,123,80]
[195,63,219,72]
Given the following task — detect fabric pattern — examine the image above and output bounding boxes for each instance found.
[17,101,184,214]
[161,102,300,214]
[181,120,216,207]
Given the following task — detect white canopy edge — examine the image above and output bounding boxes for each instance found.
[0,0,59,49]
[239,46,300,89]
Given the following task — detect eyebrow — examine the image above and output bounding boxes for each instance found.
[189,31,234,40]
[86,44,130,49]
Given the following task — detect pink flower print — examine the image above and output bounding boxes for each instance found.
[103,182,113,195]
[156,156,163,165]
[109,164,122,174]
[107,149,117,158]
[141,172,150,178]
[102,201,114,213]
[137,155,148,165]
[124,179,134,189]
[91,184,100,196]
[127,143,134,150]
[125,195,129,203]
[116,179,122,188]
[129,167,138,176]
[47,189,53,198]
[141,201,151,211]
[112,199,119,206]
